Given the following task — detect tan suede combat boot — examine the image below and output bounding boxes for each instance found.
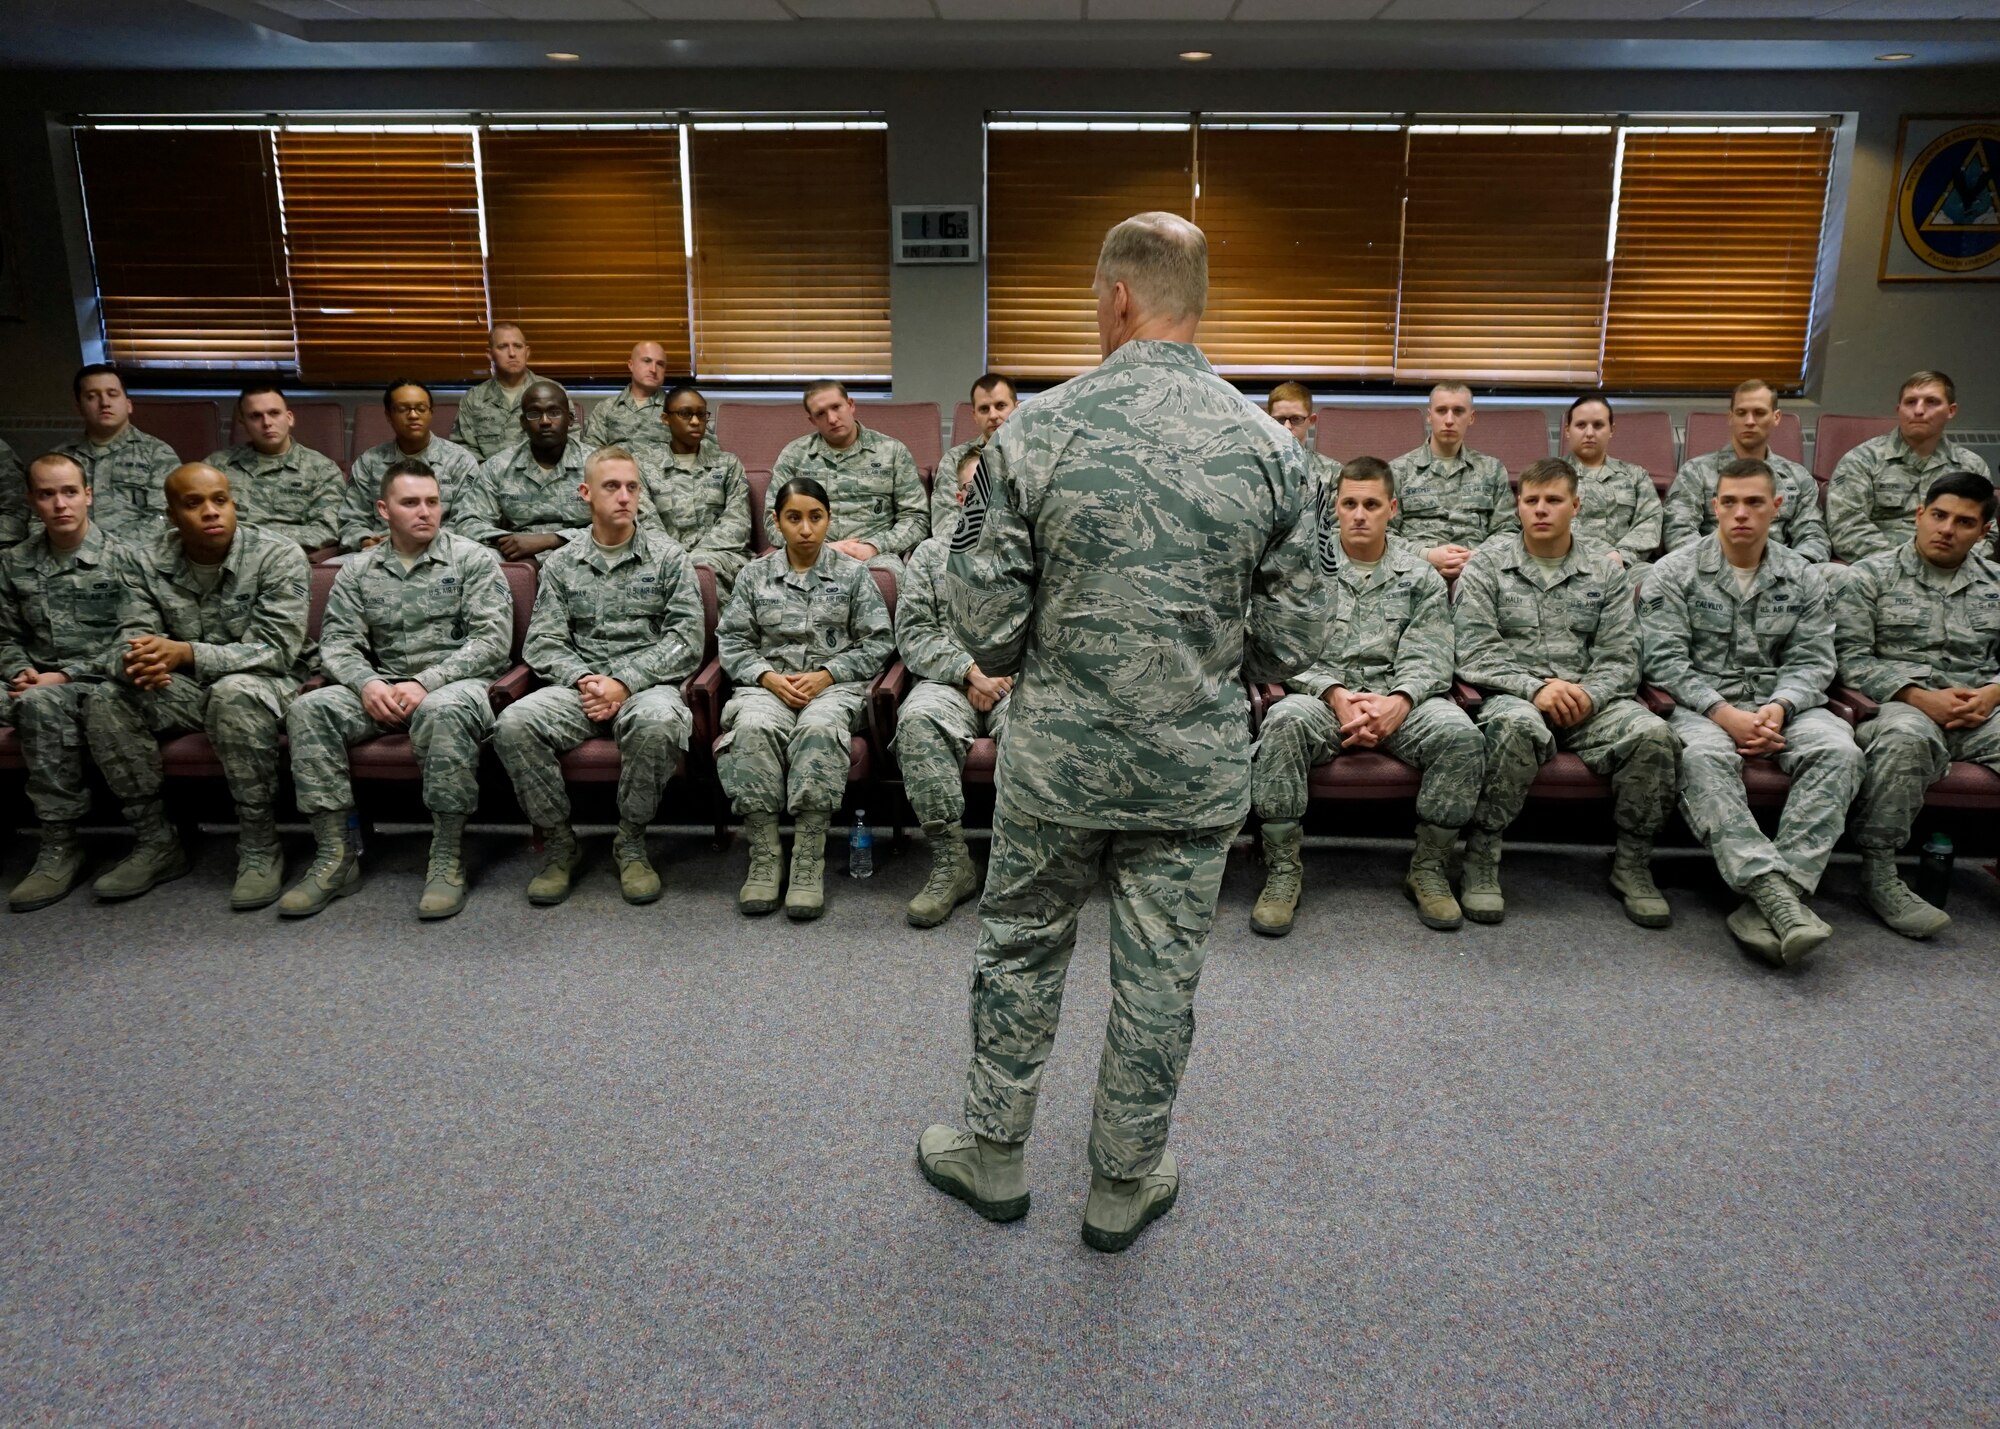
[418,813,468,920]
[916,1125,1030,1222]
[231,803,285,911]
[1250,820,1303,936]
[784,810,830,921]
[8,822,86,913]
[93,801,189,901]
[1609,833,1673,928]
[1459,828,1505,924]
[1081,1149,1180,1254]
[737,811,783,915]
[278,810,360,918]
[906,821,978,928]
[526,822,582,906]
[614,819,661,905]
[1861,848,1950,939]
[1403,822,1464,931]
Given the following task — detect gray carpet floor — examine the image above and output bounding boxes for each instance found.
[2,828,1996,1426]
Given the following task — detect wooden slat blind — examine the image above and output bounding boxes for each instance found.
[1195,128,1404,379]
[1601,130,1834,391]
[482,128,692,381]
[986,128,1193,379]
[75,128,294,370]
[688,128,890,379]
[1395,130,1617,386]
[273,130,490,383]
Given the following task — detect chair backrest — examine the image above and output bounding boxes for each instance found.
[695,562,720,665]
[746,468,774,554]
[1811,414,1897,481]
[1316,407,1426,464]
[233,398,350,473]
[499,560,538,662]
[713,401,813,475]
[129,397,223,462]
[869,563,899,624]
[305,563,341,644]
[350,400,395,458]
[1473,408,1553,478]
[952,401,978,447]
[431,400,459,440]
[1561,408,1677,485]
[1683,409,1806,467]
[860,401,943,476]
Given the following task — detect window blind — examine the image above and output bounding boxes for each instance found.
[273,129,491,383]
[74,127,294,370]
[1195,126,1404,379]
[687,127,891,379]
[1394,128,1618,387]
[985,126,1193,378]
[481,127,692,381]
[1601,128,1835,391]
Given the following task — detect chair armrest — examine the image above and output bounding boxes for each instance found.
[1638,683,1676,717]
[488,664,536,713]
[685,658,728,749]
[1451,680,1485,712]
[306,543,341,566]
[869,660,914,757]
[1245,680,1285,736]
[1830,684,1879,723]
[298,674,332,695]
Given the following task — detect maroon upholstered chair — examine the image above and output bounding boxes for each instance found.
[1563,409,1677,491]
[1476,408,1553,480]
[859,401,943,477]
[1811,414,1896,483]
[711,401,812,476]
[1683,410,1805,467]
[1315,407,1427,465]
[130,397,224,463]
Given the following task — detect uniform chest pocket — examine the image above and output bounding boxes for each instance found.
[1497,591,1542,635]
[1564,593,1604,635]
[1592,493,1636,530]
[1363,588,1412,633]
[1966,597,2000,633]
[62,579,125,630]
[1876,596,1929,629]
[1754,607,1798,638]
[1398,484,1443,516]
[1690,599,1735,634]
[1869,470,1919,516]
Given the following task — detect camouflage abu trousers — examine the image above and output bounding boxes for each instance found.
[83,671,292,810]
[1471,692,1678,837]
[1252,692,1483,828]
[1850,700,2000,852]
[287,679,495,817]
[890,681,1007,828]
[494,683,691,828]
[2,680,95,824]
[715,682,865,815]
[1669,705,1861,894]
[964,796,1238,1181]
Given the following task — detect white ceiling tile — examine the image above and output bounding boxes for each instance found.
[935,0,1084,17]
[1523,0,1696,17]
[479,0,647,16]
[1087,0,1238,18]
[1670,0,1846,16]
[627,0,794,16]
[781,0,940,15]
[1231,0,1391,18]
[1376,0,1542,15]
[332,0,501,16]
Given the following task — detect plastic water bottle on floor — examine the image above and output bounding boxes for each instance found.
[848,809,874,879]
[346,810,365,858]
[1916,831,1953,909]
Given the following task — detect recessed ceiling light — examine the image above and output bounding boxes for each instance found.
[1180,50,1212,61]
[1874,52,1914,61]
[546,51,581,61]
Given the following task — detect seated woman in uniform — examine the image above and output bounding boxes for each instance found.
[637,384,753,599]
[714,476,894,922]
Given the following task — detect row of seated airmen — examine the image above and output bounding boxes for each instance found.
[1,350,1996,969]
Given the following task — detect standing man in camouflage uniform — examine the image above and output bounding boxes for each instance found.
[917,213,1331,1254]
[892,448,1008,929]
[84,464,310,908]
[1664,379,1828,562]
[280,459,512,921]
[452,323,539,463]
[1249,456,1483,937]
[1266,382,1340,500]
[2,453,127,911]
[59,365,180,542]
[637,384,753,598]
[1836,469,2000,938]
[1640,459,1861,967]
[769,381,927,569]
[1560,396,1664,582]
[581,341,671,452]
[494,448,704,907]
[1390,382,1517,582]
[456,380,646,562]
[204,385,344,551]
[934,374,1019,544]
[0,438,26,549]
[1828,371,1992,564]
[1455,458,1678,928]
[342,380,480,553]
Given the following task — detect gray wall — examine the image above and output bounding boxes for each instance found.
[4,63,1998,434]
